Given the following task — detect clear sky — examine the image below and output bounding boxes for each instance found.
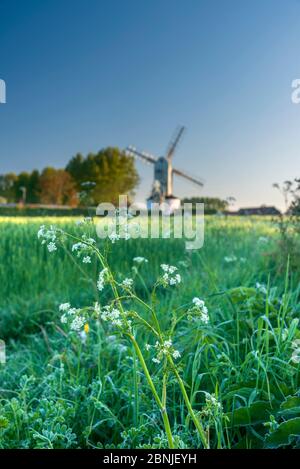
[0,0,299,210]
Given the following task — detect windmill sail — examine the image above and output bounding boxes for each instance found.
[166,126,185,161]
[125,126,204,203]
[125,146,157,165]
[172,167,204,187]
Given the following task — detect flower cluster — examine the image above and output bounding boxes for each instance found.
[224,255,237,263]
[202,393,223,417]
[256,282,267,295]
[71,235,96,263]
[258,236,269,245]
[187,297,209,324]
[291,339,300,364]
[37,225,62,252]
[59,303,87,331]
[99,305,124,327]
[133,257,148,264]
[224,255,246,264]
[97,268,109,291]
[121,277,134,290]
[159,264,181,286]
[146,339,181,364]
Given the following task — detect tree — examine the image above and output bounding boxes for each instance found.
[12,170,42,203]
[0,173,18,202]
[39,167,78,206]
[182,197,229,214]
[66,147,139,205]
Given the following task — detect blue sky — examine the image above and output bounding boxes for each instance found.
[0,0,300,209]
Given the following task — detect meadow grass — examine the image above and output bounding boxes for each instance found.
[0,215,299,449]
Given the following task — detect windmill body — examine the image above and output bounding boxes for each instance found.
[126,126,203,210]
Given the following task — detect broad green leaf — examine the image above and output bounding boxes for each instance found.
[265,417,300,448]
[226,401,274,427]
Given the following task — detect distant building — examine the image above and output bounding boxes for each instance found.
[237,206,281,216]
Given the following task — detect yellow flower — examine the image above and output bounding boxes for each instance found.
[84,323,90,334]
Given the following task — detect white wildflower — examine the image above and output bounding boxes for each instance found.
[133,256,148,264]
[82,256,91,264]
[193,297,205,308]
[47,242,57,253]
[224,255,237,263]
[94,302,101,316]
[205,393,222,412]
[160,264,181,286]
[100,306,124,328]
[108,231,120,243]
[256,282,267,294]
[190,298,209,324]
[163,339,172,348]
[152,357,160,364]
[59,303,71,312]
[72,242,85,253]
[291,340,300,364]
[258,236,269,245]
[97,268,108,291]
[145,344,151,351]
[121,278,133,289]
[172,350,181,359]
[70,316,85,331]
[60,313,68,324]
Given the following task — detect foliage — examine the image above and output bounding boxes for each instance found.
[272,179,300,271]
[0,216,299,449]
[0,147,139,207]
[182,197,229,214]
[66,147,140,205]
[39,167,77,206]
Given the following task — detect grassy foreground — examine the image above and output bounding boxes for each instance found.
[0,216,299,449]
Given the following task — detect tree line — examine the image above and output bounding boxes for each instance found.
[0,147,139,206]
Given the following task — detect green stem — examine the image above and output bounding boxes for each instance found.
[168,357,208,449]
[63,233,175,448]
[130,335,175,449]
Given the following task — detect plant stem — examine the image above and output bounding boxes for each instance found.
[168,357,208,449]
[130,335,175,449]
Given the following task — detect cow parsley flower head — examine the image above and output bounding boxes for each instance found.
[258,236,269,245]
[59,303,71,312]
[59,303,85,329]
[152,357,160,364]
[224,255,237,263]
[133,256,148,264]
[159,264,181,287]
[47,242,57,253]
[60,313,68,324]
[291,339,300,364]
[97,268,108,291]
[70,316,85,331]
[189,297,209,324]
[172,350,181,359]
[82,256,91,264]
[108,231,121,243]
[203,393,223,416]
[99,306,126,329]
[151,339,181,362]
[256,282,267,295]
[121,278,133,289]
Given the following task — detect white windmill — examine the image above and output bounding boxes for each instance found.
[126,126,204,210]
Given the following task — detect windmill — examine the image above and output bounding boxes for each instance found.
[125,126,204,210]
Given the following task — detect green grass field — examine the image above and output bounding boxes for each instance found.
[0,216,299,449]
